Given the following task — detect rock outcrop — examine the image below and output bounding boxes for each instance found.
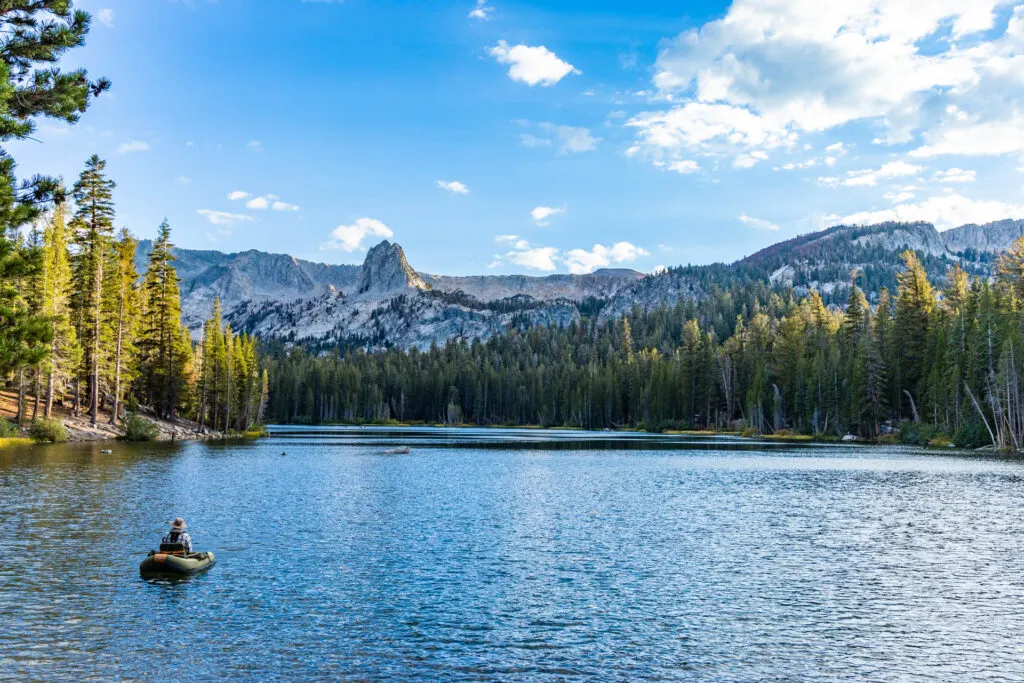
[943,219,1024,254]
[357,240,429,294]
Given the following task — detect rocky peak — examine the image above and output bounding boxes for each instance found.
[943,219,1024,254]
[358,240,429,295]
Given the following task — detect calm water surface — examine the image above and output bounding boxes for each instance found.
[2,428,1023,680]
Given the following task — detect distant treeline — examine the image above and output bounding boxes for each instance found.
[265,246,1024,449]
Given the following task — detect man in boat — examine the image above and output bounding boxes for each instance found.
[161,517,193,553]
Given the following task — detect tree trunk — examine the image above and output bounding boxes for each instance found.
[16,368,25,426]
[45,367,54,418]
[109,282,125,426]
[198,342,207,429]
[965,382,997,448]
[32,370,40,421]
[903,390,920,424]
[90,256,102,426]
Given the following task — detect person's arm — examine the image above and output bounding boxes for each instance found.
[184,533,194,553]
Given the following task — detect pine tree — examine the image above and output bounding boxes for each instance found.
[2,229,51,424]
[106,229,141,424]
[71,155,116,425]
[894,250,935,420]
[0,2,108,386]
[40,203,81,417]
[997,236,1024,301]
[139,220,188,419]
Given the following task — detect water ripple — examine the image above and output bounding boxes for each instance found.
[1,432,1023,680]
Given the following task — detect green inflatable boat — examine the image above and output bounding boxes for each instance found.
[140,543,215,577]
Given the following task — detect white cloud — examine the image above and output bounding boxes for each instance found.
[178,176,191,184]
[531,205,565,225]
[494,239,560,271]
[322,218,394,252]
[818,160,923,187]
[95,9,114,27]
[542,123,600,154]
[834,193,1024,231]
[508,247,558,271]
[436,180,470,194]
[739,213,780,231]
[911,114,1024,159]
[563,242,649,274]
[519,133,552,148]
[773,157,821,171]
[666,160,700,174]
[230,191,300,211]
[884,186,917,203]
[733,150,769,168]
[626,102,795,170]
[493,237,650,273]
[117,140,149,154]
[489,40,580,86]
[197,209,254,227]
[631,0,1024,172]
[469,0,493,20]
[247,140,263,152]
[932,168,976,183]
[652,264,668,275]
[520,124,600,154]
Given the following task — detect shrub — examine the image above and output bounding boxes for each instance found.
[740,427,760,438]
[0,419,18,438]
[119,413,160,442]
[899,422,940,446]
[243,425,269,438]
[953,422,992,449]
[29,418,68,443]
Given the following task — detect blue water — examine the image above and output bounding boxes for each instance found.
[2,428,1023,680]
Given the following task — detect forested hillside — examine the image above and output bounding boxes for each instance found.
[265,247,1024,449]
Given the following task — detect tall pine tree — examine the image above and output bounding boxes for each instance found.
[139,220,189,419]
[71,155,116,425]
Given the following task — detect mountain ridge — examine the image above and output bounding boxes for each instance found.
[139,217,1024,349]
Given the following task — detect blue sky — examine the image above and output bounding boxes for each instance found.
[11,0,1024,275]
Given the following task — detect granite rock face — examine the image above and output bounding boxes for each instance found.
[357,240,429,294]
[142,217,1024,349]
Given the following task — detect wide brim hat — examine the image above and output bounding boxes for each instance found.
[169,518,187,530]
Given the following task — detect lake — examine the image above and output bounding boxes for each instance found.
[2,427,1023,680]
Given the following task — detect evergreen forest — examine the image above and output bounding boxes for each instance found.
[265,248,1024,450]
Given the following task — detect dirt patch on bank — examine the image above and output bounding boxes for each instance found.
[0,389,223,442]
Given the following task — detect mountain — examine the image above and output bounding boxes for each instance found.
[357,240,429,294]
[135,238,643,342]
[135,241,359,329]
[141,218,1024,349]
[598,219,1024,320]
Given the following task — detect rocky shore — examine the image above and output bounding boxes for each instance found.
[61,412,225,442]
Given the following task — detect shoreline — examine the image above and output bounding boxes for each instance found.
[266,421,991,450]
[0,388,229,447]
